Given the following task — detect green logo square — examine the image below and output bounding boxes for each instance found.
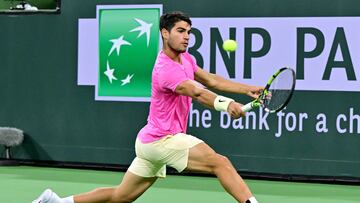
[98,6,161,100]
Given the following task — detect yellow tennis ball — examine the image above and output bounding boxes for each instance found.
[222,39,237,52]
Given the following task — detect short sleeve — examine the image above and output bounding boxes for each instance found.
[158,64,190,92]
[183,52,198,73]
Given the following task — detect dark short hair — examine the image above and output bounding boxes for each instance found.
[159,11,192,32]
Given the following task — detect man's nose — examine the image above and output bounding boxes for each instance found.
[184,33,189,39]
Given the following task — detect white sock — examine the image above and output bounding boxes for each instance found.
[61,196,74,203]
[246,196,259,203]
[32,189,62,203]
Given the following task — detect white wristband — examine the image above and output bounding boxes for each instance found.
[214,95,234,111]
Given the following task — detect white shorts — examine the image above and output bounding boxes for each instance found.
[128,133,203,178]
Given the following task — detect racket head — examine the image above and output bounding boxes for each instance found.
[260,67,296,113]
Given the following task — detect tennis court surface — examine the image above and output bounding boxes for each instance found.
[1,166,359,203]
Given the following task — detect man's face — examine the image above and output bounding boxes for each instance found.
[162,20,191,53]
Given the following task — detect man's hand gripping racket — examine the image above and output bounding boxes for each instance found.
[241,67,296,113]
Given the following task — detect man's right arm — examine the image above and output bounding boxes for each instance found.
[194,66,263,99]
[175,80,245,119]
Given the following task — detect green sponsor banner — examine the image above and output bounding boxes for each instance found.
[98,6,160,99]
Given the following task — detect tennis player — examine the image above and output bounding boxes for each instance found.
[32,11,262,203]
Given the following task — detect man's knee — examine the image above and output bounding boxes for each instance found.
[109,194,135,203]
[109,188,138,203]
[207,153,232,171]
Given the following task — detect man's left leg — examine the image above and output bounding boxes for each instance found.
[32,171,157,203]
[73,171,157,203]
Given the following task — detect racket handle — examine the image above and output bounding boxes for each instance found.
[241,102,253,112]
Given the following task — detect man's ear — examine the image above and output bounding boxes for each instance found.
[161,28,169,40]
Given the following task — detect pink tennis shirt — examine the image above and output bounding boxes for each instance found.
[137,51,198,143]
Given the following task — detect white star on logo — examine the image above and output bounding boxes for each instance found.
[104,61,117,84]
[121,74,134,86]
[108,35,131,56]
[130,18,153,47]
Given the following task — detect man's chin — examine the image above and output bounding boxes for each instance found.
[178,48,187,53]
[170,46,187,53]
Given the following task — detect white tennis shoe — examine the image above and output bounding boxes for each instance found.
[32,189,61,203]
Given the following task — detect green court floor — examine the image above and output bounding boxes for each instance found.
[0,166,359,203]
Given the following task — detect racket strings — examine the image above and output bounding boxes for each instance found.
[264,69,295,112]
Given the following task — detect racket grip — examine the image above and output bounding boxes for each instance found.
[241,102,253,112]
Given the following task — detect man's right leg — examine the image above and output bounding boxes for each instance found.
[186,142,255,203]
[73,171,157,203]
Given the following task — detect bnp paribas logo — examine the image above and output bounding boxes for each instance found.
[77,5,162,101]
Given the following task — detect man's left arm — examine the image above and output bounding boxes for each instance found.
[194,66,263,99]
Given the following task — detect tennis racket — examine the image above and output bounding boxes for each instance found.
[241,67,296,113]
